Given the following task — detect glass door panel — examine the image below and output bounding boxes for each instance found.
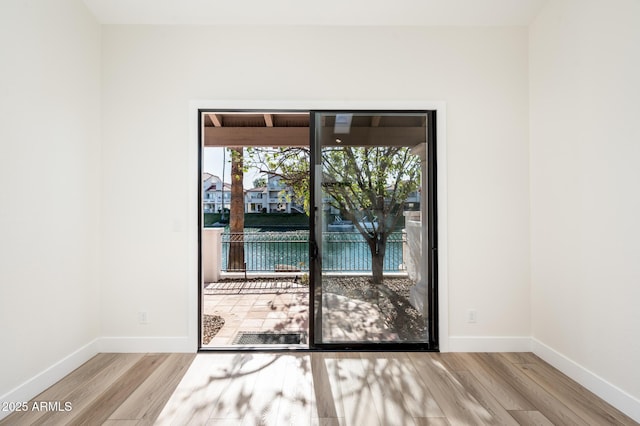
[311,111,433,347]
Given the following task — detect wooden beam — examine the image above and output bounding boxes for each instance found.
[320,126,426,147]
[371,116,382,127]
[263,114,274,127]
[209,114,222,127]
[204,126,425,147]
[205,127,309,147]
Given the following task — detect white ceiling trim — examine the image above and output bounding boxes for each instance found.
[82,0,548,26]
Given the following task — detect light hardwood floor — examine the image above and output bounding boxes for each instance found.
[1,352,636,425]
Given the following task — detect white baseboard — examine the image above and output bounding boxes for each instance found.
[532,338,640,423]
[0,336,194,421]
[0,338,100,421]
[447,336,532,352]
[98,336,195,353]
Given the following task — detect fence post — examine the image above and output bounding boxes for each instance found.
[203,227,224,283]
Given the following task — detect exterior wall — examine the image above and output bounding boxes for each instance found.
[245,190,265,213]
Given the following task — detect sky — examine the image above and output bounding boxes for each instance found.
[203,147,261,189]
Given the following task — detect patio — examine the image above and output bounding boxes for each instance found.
[201,276,427,347]
[202,279,309,347]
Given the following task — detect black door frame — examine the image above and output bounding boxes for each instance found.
[197,108,438,352]
[308,110,438,351]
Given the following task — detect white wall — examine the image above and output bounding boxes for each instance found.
[530,0,640,411]
[0,0,101,403]
[100,26,531,344]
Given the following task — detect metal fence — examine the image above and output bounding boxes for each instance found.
[221,231,405,273]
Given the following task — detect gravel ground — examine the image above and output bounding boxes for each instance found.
[323,276,428,341]
[202,315,225,345]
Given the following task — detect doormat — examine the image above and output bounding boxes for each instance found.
[233,332,302,345]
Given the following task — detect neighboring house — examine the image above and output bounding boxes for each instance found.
[203,173,304,214]
[202,173,231,213]
[265,174,291,213]
[244,187,265,213]
[404,189,421,211]
[323,186,422,217]
[265,174,305,213]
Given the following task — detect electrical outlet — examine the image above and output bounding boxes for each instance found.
[468,309,477,324]
[138,311,148,324]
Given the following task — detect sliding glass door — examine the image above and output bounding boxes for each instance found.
[310,111,437,349]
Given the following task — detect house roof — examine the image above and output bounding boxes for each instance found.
[204,182,231,192]
[202,172,221,182]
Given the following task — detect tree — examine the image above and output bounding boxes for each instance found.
[246,145,420,284]
[228,148,245,271]
[323,146,420,283]
[252,177,267,188]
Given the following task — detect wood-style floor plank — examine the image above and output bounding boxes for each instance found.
[508,410,555,426]
[359,352,417,426]
[500,351,539,365]
[0,353,121,425]
[67,354,168,426]
[155,353,239,425]
[1,352,635,426]
[107,353,195,424]
[275,354,314,426]
[476,353,590,425]
[205,354,264,422]
[413,417,451,426]
[452,370,519,425]
[392,353,444,419]
[312,418,342,426]
[408,352,494,425]
[30,353,144,426]
[234,354,288,425]
[499,352,637,425]
[455,352,536,411]
[312,352,346,420]
[334,352,383,426]
[512,360,637,425]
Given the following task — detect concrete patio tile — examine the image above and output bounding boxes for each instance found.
[215,300,239,308]
[262,319,288,329]
[215,327,239,338]
[228,305,252,314]
[239,319,264,328]
[266,311,288,320]
[245,310,270,319]
[202,282,310,345]
[235,298,258,306]
[250,306,274,313]
[206,337,232,346]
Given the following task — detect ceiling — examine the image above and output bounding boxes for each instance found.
[82,0,548,26]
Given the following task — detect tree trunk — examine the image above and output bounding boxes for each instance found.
[228,148,245,271]
[368,235,387,284]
